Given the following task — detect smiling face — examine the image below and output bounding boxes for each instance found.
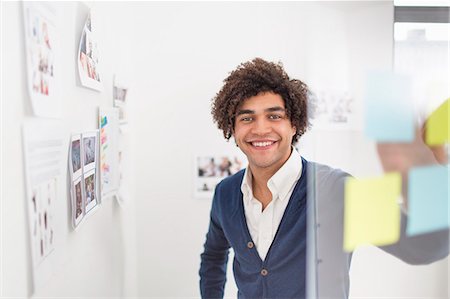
[233,92,296,175]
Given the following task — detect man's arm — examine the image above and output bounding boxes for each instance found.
[380,212,449,265]
[199,187,230,299]
[377,124,449,264]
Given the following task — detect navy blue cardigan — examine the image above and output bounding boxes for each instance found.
[200,158,308,299]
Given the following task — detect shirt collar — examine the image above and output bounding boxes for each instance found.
[240,146,302,204]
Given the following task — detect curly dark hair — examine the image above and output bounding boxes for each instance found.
[211,58,309,144]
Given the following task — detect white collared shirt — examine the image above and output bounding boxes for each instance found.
[241,147,303,261]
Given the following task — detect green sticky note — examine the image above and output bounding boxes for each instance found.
[344,173,402,252]
[426,98,450,146]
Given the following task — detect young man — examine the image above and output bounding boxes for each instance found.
[199,58,449,298]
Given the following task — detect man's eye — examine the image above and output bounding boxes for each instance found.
[269,114,282,120]
[240,117,253,122]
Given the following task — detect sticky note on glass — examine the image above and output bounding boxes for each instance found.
[426,98,449,146]
[344,173,402,252]
[364,71,414,142]
[407,165,449,236]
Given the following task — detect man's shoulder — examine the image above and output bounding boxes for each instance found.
[307,160,350,187]
[216,169,246,193]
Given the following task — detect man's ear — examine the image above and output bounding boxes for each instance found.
[292,126,297,136]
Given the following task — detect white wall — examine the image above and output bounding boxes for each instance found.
[1,2,137,298]
[129,1,448,298]
[1,1,448,299]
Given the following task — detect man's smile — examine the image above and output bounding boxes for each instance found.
[247,139,278,150]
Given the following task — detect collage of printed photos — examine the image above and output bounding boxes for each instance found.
[69,132,99,227]
[23,2,61,118]
[22,119,65,291]
[29,179,57,268]
[78,11,102,91]
[195,155,246,199]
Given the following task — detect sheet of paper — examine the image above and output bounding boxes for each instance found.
[113,74,129,124]
[77,9,103,91]
[22,2,61,118]
[407,165,449,236]
[364,71,414,142]
[426,98,449,146]
[344,173,402,252]
[99,107,120,199]
[22,118,65,292]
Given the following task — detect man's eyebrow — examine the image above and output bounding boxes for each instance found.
[265,106,286,113]
[236,109,255,116]
[236,106,286,116]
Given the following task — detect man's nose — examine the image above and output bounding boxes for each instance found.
[251,118,271,135]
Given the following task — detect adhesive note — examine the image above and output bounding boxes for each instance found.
[101,116,108,128]
[364,71,414,142]
[426,98,449,146]
[344,173,402,252]
[407,165,449,236]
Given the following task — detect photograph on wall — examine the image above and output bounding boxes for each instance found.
[308,88,357,130]
[22,2,61,118]
[82,131,99,213]
[113,74,129,124]
[69,134,85,228]
[82,132,97,171]
[194,155,246,199]
[84,169,98,213]
[99,107,120,199]
[73,177,84,226]
[22,119,64,293]
[77,10,103,91]
[70,135,82,179]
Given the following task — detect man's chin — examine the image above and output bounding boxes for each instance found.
[248,159,276,170]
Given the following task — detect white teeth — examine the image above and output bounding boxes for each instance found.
[252,141,274,147]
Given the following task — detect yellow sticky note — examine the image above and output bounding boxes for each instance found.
[426,98,450,146]
[343,173,402,252]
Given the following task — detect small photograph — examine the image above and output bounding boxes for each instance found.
[195,155,246,199]
[197,156,244,178]
[113,75,129,124]
[71,138,81,174]
[75,180,83,219]
[84,170,98,213]
[71,176,84,228]
[113,85,128,103]
[83,136,96,166]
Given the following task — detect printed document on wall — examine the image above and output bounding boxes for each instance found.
[22,118,65,293]
[22,2,61,118]
[99,107,120,199]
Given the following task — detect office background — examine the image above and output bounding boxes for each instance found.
[1,1,449,298]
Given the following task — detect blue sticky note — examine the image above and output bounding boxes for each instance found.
[364,71,414,142]
[407,165,449,236]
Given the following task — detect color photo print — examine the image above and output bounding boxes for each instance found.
[69,131,99,228]
[194,155,246,199]
[77,10,102,91]
[22,2,61,118]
